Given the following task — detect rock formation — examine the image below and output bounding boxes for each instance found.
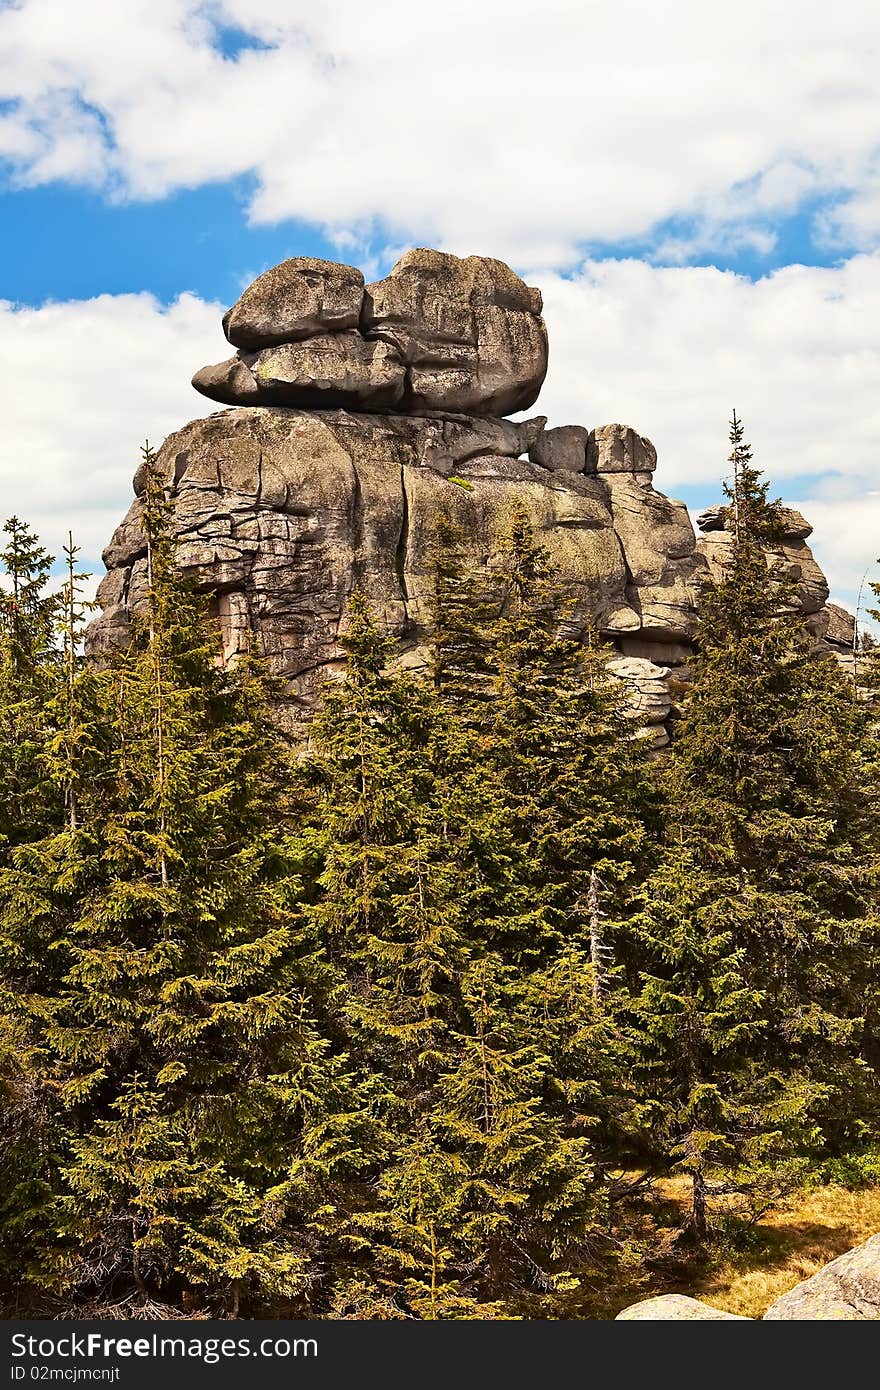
[193,249,548,417]
[89,249,850,735]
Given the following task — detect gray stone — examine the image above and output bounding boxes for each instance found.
[244,334,406,410]
[697,501,812,540]
[222,257,365,350]
[775,506,813,540]
[195,249,548,419]
[696,503,729,533]
[362,249,547,417]
[602,471,704,641]
[528,425,589,472]
[88,407,637,724]
[823,601,856,650]
[696,531,829,618]
[191,355,262,407]
[194,336,406,411]
[607,656,673,725]
[764,1234,880,1319]
[588,423,658,474]
[616,1294,748,1320]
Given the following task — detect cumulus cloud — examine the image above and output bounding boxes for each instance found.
[1,0,880,263]
[2,253,878,610]
[0,291,225,565]
[536,253,880,487]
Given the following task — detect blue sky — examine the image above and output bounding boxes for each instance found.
[0,183,847,308]
[1,0,878,618]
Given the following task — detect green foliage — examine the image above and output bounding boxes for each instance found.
[1,415,878,1315]
[625,413,880,1239]
[0,450,366,1315]
[0,518,63,858]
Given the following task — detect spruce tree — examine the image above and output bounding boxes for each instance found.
[0,518,62,857]
[0,451,365,1315]
[627,413,879,1239]
[306,515,652,1316]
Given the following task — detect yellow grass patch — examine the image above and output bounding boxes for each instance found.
[686,1184,880,1319]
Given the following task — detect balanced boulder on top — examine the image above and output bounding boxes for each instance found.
[222,257,365,349]
[193,248,548,417]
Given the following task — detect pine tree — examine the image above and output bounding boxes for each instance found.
[488,505,651,956]
[627,413,879,1239]
[306,514,653,1315]
[0,450,366,1315]
[0,518,62,857]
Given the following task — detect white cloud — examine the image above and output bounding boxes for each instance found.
[2,253,878,610]
[0,291,225,565]
[537,253,880,491]
[1,0,880,263]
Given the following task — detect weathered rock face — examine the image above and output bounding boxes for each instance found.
[222,257,365,349]
[90,407,642,718]
[763,1235,880,1320]
[92,249,847,734]
[695,502,831,635]
[194,249,548,417]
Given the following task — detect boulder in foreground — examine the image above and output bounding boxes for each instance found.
[616,1294,748,1320]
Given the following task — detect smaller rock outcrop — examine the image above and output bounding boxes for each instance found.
[528,424,589,472]
[763,1234,880,1320]
[588,423,657,475]
[695,502,830,628]
[616,1294,747,1320]
[824,600,857,652]
[194,249,548,418]
[607,656,673,749]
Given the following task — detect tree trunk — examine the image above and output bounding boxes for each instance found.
[692,1170,708,1242]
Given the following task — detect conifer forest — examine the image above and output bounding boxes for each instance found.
[1,418,879,1321]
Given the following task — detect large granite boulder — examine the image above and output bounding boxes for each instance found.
[193,249,547,419]
[362,249,547,416]
[222,257,365,350]
[763,1235,880,1319]
[616,1295,747,1320]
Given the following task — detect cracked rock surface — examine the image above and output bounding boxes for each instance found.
[193,249,548,417]
[89,406,845,732]
[92,250,846,736]
[90,407,637,722]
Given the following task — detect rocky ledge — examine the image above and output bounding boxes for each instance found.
[88,249,853,735]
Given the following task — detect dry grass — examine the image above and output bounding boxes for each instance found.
[678,1183,880,1319]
